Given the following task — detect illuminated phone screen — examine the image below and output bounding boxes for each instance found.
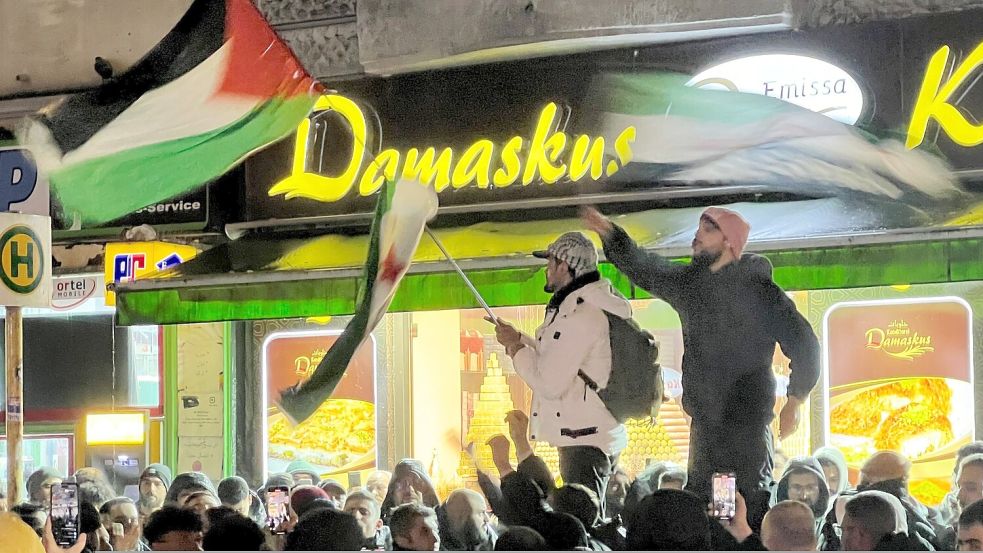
[712,472,737,520]
[51,483,80,546]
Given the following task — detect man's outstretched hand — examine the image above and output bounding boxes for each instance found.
[43,518,88,553]
[485,317,523,356]
[487,434,515,477]
[580,206,614,238]
[505,410,534,462]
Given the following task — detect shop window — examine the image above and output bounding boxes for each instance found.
[0,314,162,418]
[0,434,73,485]
[128,326,161,407]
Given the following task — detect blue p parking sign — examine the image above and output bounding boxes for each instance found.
[0,149,38,211]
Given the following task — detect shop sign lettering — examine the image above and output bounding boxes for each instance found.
[294,348,327,378]
[865,319,934,361]
[687,54,865,125]
[907,41,983,149]
[268,95,637,203]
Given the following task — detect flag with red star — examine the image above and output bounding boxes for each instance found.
[277,179,438,424]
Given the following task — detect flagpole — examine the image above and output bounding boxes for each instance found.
[424,227,498,325]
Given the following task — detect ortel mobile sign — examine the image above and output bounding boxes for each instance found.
[267,95,637,203]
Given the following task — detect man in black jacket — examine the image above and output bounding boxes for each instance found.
[581,206,820,500]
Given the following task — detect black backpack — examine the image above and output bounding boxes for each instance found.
[579,311,664,423]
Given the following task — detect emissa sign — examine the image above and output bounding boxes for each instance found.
[686,54,866,125]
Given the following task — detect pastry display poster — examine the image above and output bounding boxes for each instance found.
[825,298,973,503]
[264,330,377,476]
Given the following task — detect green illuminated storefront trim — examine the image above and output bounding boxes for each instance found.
[223,321,235,479]
[163,326,179,469]
[116,238,983,326]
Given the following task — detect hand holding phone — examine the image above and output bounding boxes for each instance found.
[711,472,737,520]
[266,486,291,534]
[50,482,81,547]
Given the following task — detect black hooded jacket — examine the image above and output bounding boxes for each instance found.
[380,459,441,525]
[775,457,831,521]
[602,225,820,425]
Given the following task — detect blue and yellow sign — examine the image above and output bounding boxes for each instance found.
[104,241,198,306]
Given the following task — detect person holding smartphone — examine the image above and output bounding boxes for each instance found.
[582,206,820,501]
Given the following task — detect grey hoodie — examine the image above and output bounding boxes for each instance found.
[814,446,850,496]
[602,225,820,425]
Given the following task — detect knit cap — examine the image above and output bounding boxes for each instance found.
[532,232,598,277]
[701,207,750,259]
[141,463,173,490]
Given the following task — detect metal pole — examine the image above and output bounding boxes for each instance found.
[6,305,23,505]
[424,227,498,324]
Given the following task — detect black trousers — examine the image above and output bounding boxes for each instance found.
[558,445,619,519]
[685,419,774,502]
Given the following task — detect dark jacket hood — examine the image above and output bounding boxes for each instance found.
[27,467,64,502]
[380,459,440,522]
[734,253,773,279]
[775,456,831,519]
[165,472,216,505]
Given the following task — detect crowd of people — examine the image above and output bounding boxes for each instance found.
[6,428,983,551]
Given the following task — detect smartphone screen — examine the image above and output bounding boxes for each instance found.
[51,482,80,547]
[712,472,737,520]
[266,486,290,534]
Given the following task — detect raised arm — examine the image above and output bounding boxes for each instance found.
[581,206,687,304]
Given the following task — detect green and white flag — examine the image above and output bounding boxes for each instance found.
[277,179,439,424]
[590,72,959,201]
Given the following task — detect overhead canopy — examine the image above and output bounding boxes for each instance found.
[114,199,983,326]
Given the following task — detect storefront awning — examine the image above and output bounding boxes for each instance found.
[114,200,983,326]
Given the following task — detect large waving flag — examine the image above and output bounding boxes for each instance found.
[590,73,960,202]
[20,0,320,226]
[277,179,439,424]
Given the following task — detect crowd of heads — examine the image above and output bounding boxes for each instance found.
[10,440,983,551]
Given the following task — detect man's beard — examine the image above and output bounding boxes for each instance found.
[692,248,722,269]
[138,495,163,510]
[452,521,486,548]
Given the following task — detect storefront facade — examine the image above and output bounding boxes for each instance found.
[115,9,983,502]
[0,134,232,490]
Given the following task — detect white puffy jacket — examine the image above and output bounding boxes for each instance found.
[511,279,630,455]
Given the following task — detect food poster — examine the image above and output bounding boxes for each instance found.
[824,297,973,504]
[264,330,377,477]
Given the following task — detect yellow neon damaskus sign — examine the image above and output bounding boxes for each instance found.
[268,95,637,203]
[907,41,983,149]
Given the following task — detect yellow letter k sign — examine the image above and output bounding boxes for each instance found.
[907,43,983,149]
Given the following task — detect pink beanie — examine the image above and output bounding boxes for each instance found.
[701,207,750,259]
[290,485,329,514]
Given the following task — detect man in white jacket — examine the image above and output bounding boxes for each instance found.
[491,231,629,518]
